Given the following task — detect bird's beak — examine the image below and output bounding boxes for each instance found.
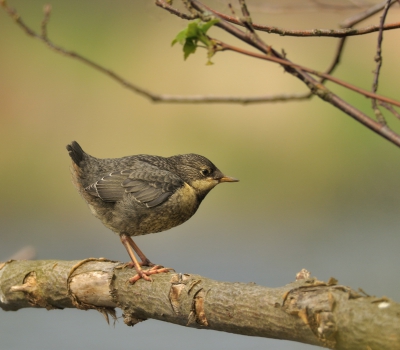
[218,176,239,183]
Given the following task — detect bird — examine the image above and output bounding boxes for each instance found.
[66,141,238,283]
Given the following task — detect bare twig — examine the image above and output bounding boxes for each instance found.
[131,92,313,104]
[321,0,400,90]
[379,101,400,120]
[321,0,390,81]
[157,0,400,37]
[157,0,395,90]
[371,0,392,125]
[244,1,387,14]
[216,40,400,108]
[41,4,51,38]
[320,37,346,83]
[3,0,400,146]
[153,0,196,20]
[0,0,306,105]
[162,0,400,107]
[340,0,398,27]
[181,0,400,147]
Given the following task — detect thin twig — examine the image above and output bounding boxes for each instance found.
[321,0,387,81]
[239,0,250,22]
[3,0,400,147]
[189,0,400,108]
[145,92,313,104]
[217,40,400,108]
[321,0,396,84]
[371,0,392,125]
[244,1,387,13]
[340,0,398,28]
[152,0,196,20]
[41,4,51,38]
[0,0,306,105]
[321,38,346,83]
[156,0,400,37]
[184,0,400,148]
[379,101,400,120]
[156,0,393,89]
[166,0,400,108]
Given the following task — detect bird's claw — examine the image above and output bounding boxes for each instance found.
[128,265,174,284]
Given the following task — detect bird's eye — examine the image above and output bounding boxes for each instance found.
[201,168,211,177]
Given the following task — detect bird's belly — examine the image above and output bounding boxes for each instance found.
[108,183,200,236]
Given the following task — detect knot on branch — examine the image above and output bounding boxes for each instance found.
[10,270,58,310]
[282,278,341,348]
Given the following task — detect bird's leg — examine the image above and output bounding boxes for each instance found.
[120,233,173,284]
[124,235,153,266]
[120,234,151,282]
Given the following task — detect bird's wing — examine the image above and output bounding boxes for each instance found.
[85,169,130,202]
[85,162,184,207]
[123,164,184,207]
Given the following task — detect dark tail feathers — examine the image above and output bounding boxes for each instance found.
[67,141,86,166]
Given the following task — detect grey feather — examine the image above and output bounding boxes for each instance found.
[85,171,127,202]
[85,162,184,207]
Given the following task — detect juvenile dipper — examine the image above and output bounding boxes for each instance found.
[66,141,238,283]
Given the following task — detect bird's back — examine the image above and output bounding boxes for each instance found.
[67,141,174,187]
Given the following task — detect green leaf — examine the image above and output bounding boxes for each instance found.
[183,39,197,60]
[171,29,188,46]
[171,18,219,63]
[186,21,201,38]
[200,19,219,33]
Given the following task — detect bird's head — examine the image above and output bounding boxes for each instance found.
[169,154,238,199]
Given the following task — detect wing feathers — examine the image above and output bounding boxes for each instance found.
[85,171,127,202]
[145,192,172,207]
[84,162,183,207]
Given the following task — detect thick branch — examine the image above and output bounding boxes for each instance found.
[1,259,399,350]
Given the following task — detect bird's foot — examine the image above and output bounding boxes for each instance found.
[125,259,155,268]
[128,265,174,284]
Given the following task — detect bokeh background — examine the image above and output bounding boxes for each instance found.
[1,1,399,349]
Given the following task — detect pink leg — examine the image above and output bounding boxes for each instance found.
[120,234,173,284]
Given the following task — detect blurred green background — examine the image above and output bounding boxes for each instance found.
[1,1,399,349]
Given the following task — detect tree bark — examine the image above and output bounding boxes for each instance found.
[0,259,398,349]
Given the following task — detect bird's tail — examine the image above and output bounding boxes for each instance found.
[66,141,86,166]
